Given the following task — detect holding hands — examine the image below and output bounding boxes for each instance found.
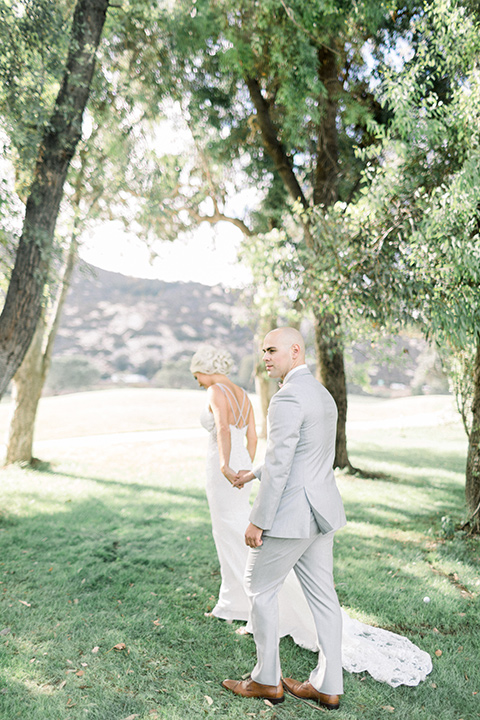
[221,465,241,486]
[233,469,255,489]
[222,467,255,489]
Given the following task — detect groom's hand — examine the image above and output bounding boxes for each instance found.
[245,522,263,547]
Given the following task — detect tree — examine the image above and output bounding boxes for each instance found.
[6,237,78,464]
[341,0,480,530]
[137,0,420,468]
[0,0,110,399]
[2,0,175,463]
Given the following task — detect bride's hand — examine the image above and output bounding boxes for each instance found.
[222,465,240,486]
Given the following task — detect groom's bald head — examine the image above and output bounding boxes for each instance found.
[267,327,305,356]
[262,327,306,380]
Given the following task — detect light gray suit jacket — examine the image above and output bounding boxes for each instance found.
[250,367,346,538]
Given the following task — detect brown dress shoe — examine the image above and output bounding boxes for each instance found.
[221,677,285,704]
[282,677,340,709]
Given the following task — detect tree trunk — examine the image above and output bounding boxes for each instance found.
[245,46,352,470]
[5,318,47,464]
[313,45,340,207]
[254,363,278,438]
[0,0,109,399]
[312,44,351,470]
[465,337,480,533]
[254,315,279,437]
[314,311,351,469]
[244,77,310,212]
[5,238,79,465]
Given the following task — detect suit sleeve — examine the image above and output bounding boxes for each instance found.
[249,387,303,530]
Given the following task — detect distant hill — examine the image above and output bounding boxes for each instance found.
[52,264,255,388]
[51,263,449,397]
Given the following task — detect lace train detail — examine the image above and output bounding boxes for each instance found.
[245,569,432,687]
[341,612,433,687]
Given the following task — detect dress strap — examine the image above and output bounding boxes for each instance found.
[216,383,249,428]
[236,388,250,427]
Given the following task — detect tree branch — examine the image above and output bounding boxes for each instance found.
[279,0,340,55]
[187,207,253,236]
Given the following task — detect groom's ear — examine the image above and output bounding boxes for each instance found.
[291,343,300,359]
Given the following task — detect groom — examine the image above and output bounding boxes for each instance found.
[221,327,346,710]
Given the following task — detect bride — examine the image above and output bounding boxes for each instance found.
[190,345,432,688]
[190,344,257,622]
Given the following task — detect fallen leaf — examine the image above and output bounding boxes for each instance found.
[204,695,213,706]
[66,698,76,707]
[81,662,88,667]
[263,699,274,707]
[58,680,66,690]
[431,682,437,689]
[91,646,100,654]
[381,706,395,712]
[76,670,84,677]
[435,649,443,657]
[153,619,162,626]
[0,628,10,636]
[106,642,127,653]
[120,715,139,720]
[18,600,31,607]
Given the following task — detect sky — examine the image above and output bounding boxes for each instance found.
[78,106,254,289]
[79,215,252,289]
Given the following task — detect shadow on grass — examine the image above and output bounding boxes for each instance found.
[350,444,466,478]
[28,464,208,502]
[1,463,479,720]
[343,493,466,532]
[333,529,474,636]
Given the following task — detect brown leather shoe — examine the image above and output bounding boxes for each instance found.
[221,677,285,704]
[282,677,340,709]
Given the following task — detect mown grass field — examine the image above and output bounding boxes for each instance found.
[0,389,478,720]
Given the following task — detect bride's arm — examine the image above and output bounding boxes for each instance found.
[208,385,237,485]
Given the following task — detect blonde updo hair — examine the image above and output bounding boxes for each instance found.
[190,345,233,376]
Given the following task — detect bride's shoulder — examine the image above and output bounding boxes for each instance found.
[207,382,227,403]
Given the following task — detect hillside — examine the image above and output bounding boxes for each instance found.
[51,264,449,397]
[53,264,254,387]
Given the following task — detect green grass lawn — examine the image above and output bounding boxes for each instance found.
[0,389,478,720]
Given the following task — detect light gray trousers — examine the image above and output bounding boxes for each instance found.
[244,521,343,695]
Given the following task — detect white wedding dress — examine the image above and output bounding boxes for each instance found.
[201,385,254,622]
[200,393,433,687]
